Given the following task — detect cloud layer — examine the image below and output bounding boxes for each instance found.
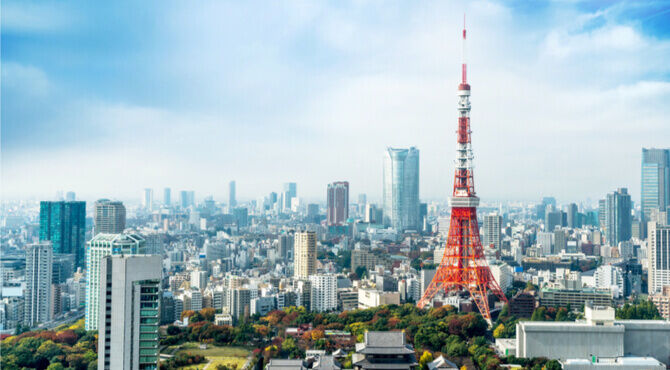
[2,1,670,205]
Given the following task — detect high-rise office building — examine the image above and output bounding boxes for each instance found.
[542,197,557,210]
[93,199,126,235]
[554,229,567,254]
[24,242,53,326]
[65,191,76,201]
[85,233,145,330]
[227,288,251,322]
[545,210,564,232]
[566,203,578,229]
[642,148,670,236]
[143,188,153,210]
[282,182,297,211]
[603,188,632,245]
[97,254,161,370]
[163,187,171,205]
[309,274,337,312]
[179,190,195,208]
[327,181,349,226]
[483,213,503,251]
[278,233,294,260]
[39,201,86,267]
[383,147,420,231]
[229,181,237,208]
[294,231,316,278]
[649,222,670,294]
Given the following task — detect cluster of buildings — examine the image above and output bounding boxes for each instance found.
[0,147,669,368]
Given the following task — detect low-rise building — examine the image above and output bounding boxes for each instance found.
[358,288,400,310]
[516,303,670,366]
[352,331,418,370]
[539,287,612,308]
[649,286,670,320]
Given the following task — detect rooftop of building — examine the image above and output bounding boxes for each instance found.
[89,233,144,244]
[355,331,415,355]
[265,359,306,370]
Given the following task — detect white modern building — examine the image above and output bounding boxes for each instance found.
[97,255,161,370]
[24,243,53,326]
[358,288,400,309]
[309,274,337,312]
[85,233,145,330]
[594,265,624,298]
[649,222,670,294]
[483,213,503,251]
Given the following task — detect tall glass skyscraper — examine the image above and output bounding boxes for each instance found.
[603,188,632,245]
[383,147,420,231]
[39,201,86,267]
[642,148,670,234]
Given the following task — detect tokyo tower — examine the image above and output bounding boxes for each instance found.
[417,19,507,321]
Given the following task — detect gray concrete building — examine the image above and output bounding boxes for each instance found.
[97,254,162,370]
[516,303,670,366]
[24,242,53,327]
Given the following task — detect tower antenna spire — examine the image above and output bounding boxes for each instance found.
[462,13,467,84]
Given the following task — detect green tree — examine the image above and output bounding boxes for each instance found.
[355,266,367,279]
[545,359,562,370]
[47,363,66,370]
[531,307,546,321]
[37,340,64,362]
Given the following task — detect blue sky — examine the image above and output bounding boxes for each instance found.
[2,0,670,204]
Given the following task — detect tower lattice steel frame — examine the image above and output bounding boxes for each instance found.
[417,19,508,320]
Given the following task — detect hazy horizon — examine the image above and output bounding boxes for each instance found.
[3,1,670,203]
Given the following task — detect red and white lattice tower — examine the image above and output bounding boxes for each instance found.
[417,18,507,321]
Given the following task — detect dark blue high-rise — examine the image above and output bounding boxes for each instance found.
[39,201,86,267]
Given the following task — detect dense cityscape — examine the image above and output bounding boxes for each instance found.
[3,2,670,370]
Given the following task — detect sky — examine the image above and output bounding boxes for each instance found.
[2,0,670,205]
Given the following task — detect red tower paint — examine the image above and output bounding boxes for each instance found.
[417,19,507,321]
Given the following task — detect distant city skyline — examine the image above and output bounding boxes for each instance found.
[2,1,670,202]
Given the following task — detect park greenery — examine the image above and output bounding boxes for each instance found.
[0,319,97,370]
[2,299,661,370]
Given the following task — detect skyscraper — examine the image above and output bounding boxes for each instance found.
[327,181,349,226]
[282,182,297,211]
[483,213,502,251]
[163,187,171,205]
[566,203,578,229]
[143,188,153,210]
[97,254,161,370]
[603,188,632,245]
[93,199,126,235]
[65,191,76,201]
[85,233,146,330]
[39,201,86,267]
[545,210,564,232]
[648,221,670,294]
[294,231,316,278]
[642,148,670,235]
[229,180,237,208]
[24,242,53,326]
[383,147,420,231]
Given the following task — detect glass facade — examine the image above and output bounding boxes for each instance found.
[137,281,160,370]
[641,149,670,229]
[39,201,86,266]
[383,147,420,231]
